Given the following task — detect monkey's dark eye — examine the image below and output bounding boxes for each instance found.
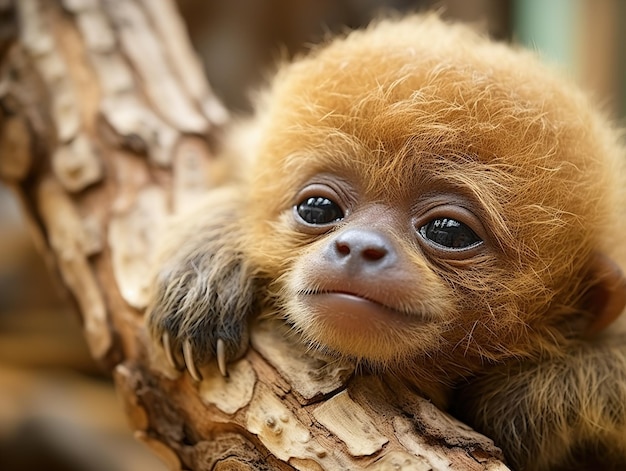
[419,218,482,250]
[296,197,344,225]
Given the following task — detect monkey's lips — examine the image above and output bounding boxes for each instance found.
[303,292,416,331]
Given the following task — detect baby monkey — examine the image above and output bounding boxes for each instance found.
[148,14,626,471]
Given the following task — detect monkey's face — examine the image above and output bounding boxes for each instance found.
[243,17,618,371]
[246,135,564,369]
[279,173,490,365]
[248,153,540,369]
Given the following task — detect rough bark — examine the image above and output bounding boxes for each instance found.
[1,1,509,469]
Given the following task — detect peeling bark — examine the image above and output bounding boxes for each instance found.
[1,1,509,469]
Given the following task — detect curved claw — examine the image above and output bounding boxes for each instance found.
[183,340,202,382]
[216,338,228,377]
[162,332,178,369]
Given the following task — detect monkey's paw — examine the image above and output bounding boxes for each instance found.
[146,256,258,381]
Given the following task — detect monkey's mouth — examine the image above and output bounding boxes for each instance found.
[294,290,441,361]
[300,291,418,330]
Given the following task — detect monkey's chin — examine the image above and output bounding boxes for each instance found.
[292,292,439,362]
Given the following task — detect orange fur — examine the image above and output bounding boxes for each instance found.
[242,12,626,381]
[148,14,626,470]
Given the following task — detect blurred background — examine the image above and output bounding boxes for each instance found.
[1,0,624,469]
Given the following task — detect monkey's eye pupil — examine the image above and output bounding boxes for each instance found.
[419,218,482,250]
[296,197,344,225]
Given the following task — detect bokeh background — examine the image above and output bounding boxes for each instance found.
[1,1,624,469]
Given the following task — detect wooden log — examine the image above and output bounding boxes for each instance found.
[0,0,509,469]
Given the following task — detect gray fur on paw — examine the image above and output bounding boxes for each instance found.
[147,252,257,379]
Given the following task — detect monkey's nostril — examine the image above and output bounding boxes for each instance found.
[336,241,351,256]
[362,247,387,261]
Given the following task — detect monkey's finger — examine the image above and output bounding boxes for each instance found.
[216,338,228,377]
[183,340,203,382]
[162,332,179,370]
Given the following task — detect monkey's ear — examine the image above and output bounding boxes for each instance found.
[583,253,626,335]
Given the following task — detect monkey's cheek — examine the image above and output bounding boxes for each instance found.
[291,293,441,361]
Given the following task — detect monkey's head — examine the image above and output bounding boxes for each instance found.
[241,15,626,379]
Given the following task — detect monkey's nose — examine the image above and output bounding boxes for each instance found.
[331,228,397,271]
